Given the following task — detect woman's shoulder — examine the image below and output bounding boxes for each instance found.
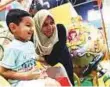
[57,24,66,30]
[57,24,66,35]
[56,24,66,42]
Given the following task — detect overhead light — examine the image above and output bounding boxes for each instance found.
[88,9,101,21]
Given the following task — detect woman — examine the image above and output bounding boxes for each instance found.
[33,9,74,86]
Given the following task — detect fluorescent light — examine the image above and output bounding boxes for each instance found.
[88,9,101,21]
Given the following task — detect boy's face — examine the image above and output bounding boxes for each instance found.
[10,16,35,42]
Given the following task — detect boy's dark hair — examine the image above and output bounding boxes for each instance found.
[6,9,31,33]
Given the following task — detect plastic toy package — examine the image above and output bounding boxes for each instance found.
[66,16,106,67]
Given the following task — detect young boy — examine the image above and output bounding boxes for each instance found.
[0,9,61,87]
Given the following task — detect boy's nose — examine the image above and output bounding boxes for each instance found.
[30,27,34,33]
[30,26,35,30]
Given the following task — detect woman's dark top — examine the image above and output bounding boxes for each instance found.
[44,24,74,86]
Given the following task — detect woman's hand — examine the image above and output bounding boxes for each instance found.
[37,56,45,62]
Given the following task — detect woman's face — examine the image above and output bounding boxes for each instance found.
[41,16,55,37]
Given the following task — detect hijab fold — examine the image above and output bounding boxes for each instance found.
[33,9,59,56]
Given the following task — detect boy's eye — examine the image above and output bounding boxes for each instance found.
[26,25,31,27]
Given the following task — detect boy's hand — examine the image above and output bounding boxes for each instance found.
[26,67,48,80]
[25,68,41,80]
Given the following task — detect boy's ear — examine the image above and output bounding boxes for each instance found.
[9,23,17,33]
